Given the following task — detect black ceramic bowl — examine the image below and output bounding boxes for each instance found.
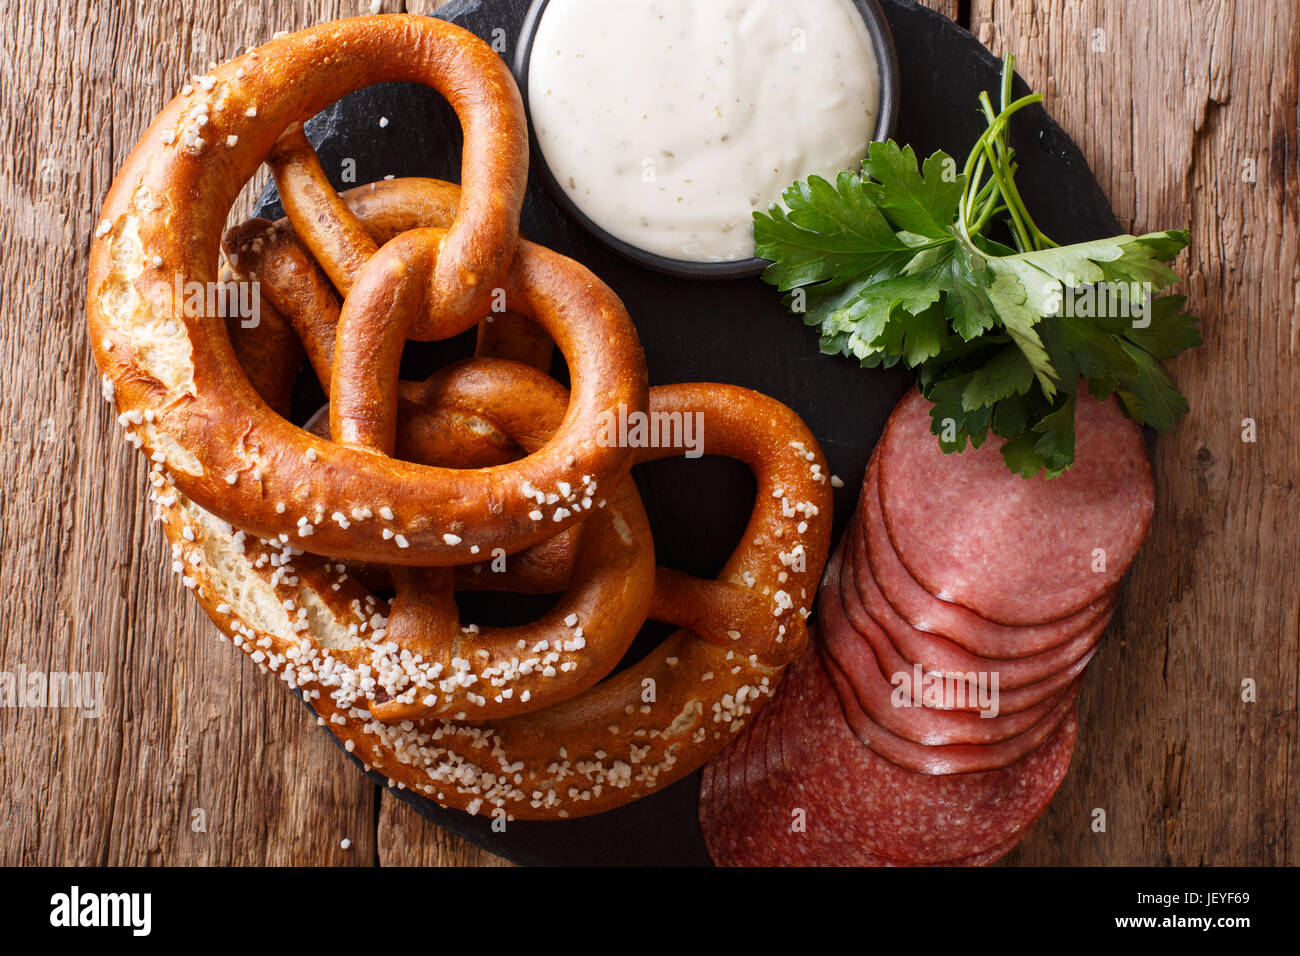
[512,0,902,280]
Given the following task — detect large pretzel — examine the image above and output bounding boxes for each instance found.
[87,15,645,566]
[142,360,830,817]
[88,17,834,818]
[223,167,832,714]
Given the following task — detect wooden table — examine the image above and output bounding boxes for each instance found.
[3,0,1294,866]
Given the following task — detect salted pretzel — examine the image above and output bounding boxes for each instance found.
[147,357,832,818]
[233,123,659,723]
[225,168,828,721]
[87,15,646,567]
[88,16,834,818]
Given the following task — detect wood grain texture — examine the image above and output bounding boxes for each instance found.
[3,0,1291,867]
[916,0,959,22]
[971,0,1299,866]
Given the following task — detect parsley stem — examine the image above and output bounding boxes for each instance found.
[1001,52,1016,114]
[957,91,1042,244]
[966,151,989,223]
[970,201,1008,236]
[977,94,1033,251]
[970,176,1001,232]
[985,55,1060,251]
[959,93,1040,185]
[1004,171,1059,250]
[983,95,1057,250]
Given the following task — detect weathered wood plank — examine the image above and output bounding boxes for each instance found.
[917,0,959,22]
[377,799,515,866]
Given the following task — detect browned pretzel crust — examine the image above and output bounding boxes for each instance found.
[87,15,646,566]
[146,368,831,818]
[88,17,834,820]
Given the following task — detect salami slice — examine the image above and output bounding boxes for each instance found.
[697,740,736,867]
[878,387,1153,626]
[763,645,1024,866]
[820,647,1079,863]
[825,622,1082,775]
[932,832,1024,867]
[774,645,1077,864]
[823,550,1073,744]
[764,644,872,866]
[731,655,804,865]
[752,609,993,865]
[706,636,1071,866]
[862,459,1115,657]
[742,671,794,866]
[714,713,751,866]
[848,519,1109,709]
[767,609,880,862]
[727,691,785,867]
[762,637,897,865]
[705,657,815,867]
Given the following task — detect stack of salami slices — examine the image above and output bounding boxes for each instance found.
[700,387,1154,866]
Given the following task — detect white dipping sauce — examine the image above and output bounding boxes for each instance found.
[528,0,882,263]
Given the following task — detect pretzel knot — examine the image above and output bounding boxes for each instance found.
[88,16,833,819]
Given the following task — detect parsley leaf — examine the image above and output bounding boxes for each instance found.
[939,249,999,341]
[1125,293,1202,360]
[984,267,1059,396]
[1114,340,1189,432]
[861,142,965,239]
[754,53,1202,475]
[754,172,912,291]
[824,260,948,362]
[962,345,1035,410]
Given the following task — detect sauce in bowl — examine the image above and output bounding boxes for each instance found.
[524,0,886,269]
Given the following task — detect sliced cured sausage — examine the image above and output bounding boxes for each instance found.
[728,693,785,867]
[822,545,1074,745]
[751,667,825,866]
[877,387,1152,626]
[702,383,1147,867]
[703,661,808,867]
[862,459,1115,656]
[764,627,883,863]
[738,660,808,865]
[703,640,1069,866]
[771,645,1075,864]
[702,732,748,867]
[697,742,736,867]
[824,628,1082,775]
[847,520,1109,710]
[819,647,1079,863]
[749,642,916,865]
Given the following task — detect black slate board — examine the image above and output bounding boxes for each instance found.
[260,0,1122,866]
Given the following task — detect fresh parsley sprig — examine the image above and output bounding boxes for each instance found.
[754,54,1201,478]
